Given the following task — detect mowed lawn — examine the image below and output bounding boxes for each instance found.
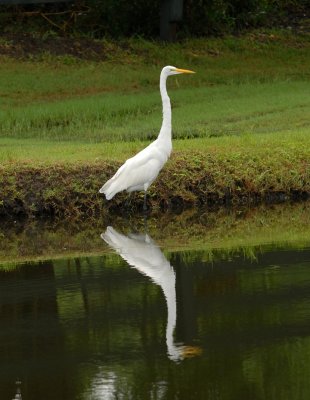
[0,31,309,152]
[1,79,309,143]
[0,127,309,167]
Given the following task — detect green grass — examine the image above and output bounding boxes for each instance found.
[0,30,309,215]
[1,81,309,142]
[0,127,308,217]
[0,127,309,165]
[0,30,309,142]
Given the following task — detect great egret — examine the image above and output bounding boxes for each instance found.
[101,226,201,361]
[99,66,195,209]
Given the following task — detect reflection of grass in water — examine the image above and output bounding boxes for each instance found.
[175,246,260,265]
[0,202,309,269]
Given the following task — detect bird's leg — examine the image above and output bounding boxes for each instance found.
[124,192,132,208]
[143,191,148,211]
[143,212,148,232]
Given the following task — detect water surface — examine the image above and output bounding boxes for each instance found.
[1,205,310,399]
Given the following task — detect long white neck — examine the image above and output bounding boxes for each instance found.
[157,71,171,141]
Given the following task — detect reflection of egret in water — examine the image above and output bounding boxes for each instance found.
[12,379,22,400]
[101,226,201,362]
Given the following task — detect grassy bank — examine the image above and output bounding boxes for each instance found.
[1,128,309,216]
[0,31,309,214]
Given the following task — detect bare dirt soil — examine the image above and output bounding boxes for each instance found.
[0,9,309,60]
[0,32,114,60]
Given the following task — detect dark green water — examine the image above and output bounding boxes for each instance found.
[1,226,310,400]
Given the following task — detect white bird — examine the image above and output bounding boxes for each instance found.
[99,66,195,209]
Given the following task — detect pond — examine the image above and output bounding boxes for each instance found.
[1,203,310,400]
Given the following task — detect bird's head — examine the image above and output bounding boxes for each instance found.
[163,66,195,76]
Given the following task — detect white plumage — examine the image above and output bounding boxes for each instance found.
[99,65,195,207]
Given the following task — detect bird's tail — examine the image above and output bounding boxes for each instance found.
[99,179,117,200]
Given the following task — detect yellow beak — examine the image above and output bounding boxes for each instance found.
[174,68,195,74]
